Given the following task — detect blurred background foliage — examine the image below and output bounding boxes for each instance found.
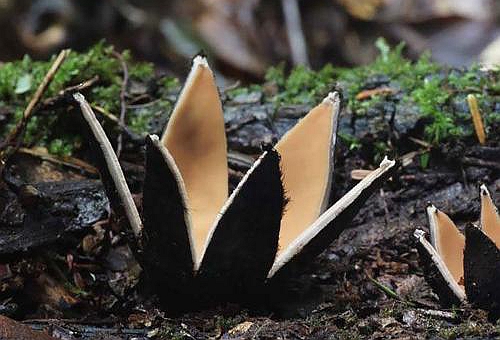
[1,0,500,80]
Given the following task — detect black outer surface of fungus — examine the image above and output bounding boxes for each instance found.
[142,136,195,306]
[197,149,285,303]
[464,224,500,316]
[271,161,398,281]
[74,87,396,310]
[414,237,462,307]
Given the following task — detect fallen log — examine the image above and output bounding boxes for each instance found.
[0,179,108,255]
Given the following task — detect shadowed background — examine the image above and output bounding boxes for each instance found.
[1,0,500,80]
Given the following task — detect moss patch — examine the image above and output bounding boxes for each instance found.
[0,42,178,156]
[231,38,499,154]
[2,40,499,158]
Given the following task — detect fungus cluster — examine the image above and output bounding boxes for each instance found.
[415,185,500,313]
[73,56,395,308]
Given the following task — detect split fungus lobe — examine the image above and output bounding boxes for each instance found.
[74,56,396,306]
[415,184,500,310]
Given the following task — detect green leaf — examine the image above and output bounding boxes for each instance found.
[15,74,32,94]
[420,152,430,169]
[375,37,390,62]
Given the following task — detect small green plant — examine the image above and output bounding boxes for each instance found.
[339,132,361,150]
[410,78,458,143]
[265,63,335,105]
[0,42,178,156]
[4,40,498,159]
[257,37,498,151]
[419,152,430,169]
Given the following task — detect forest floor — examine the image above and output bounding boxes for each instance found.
[0,43,499,339]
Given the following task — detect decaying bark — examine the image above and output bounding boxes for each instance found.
[0,175,108,255]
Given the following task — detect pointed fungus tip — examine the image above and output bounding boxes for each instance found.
[322,91,340,105]
[379,156,395,168]
[148,134,160,142]
[73,92,85,102]
[192,55,209,68]
[414,229,426,239]
[480,184,490,196]
[427,204,438,214]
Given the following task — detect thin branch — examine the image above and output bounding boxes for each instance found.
[0,49,70,167]
[91,104,143,142]
[462,156,500,171]
[366,271,415,307]
[112,51,129,158]
[17,147,98,175]
[41,76,99,108]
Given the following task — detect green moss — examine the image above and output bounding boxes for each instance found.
[410,78,458,143]
[339,132,361,151]
[226,84,262,99]
[4,40,497,159]
[265,63,335,105]
[0,42,177,156]
[47,137,81,157]
[127,100,173,135]
[160,76,180,91]
[350,94,384,117]
[156,323,189,340]
[248,37,498,153]
[448,65,484,92]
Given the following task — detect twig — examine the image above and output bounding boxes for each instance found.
[351,169,373,180]
[416,308,460,321]
[462,156,500,171]
[91,104,143,142]
[281,0,309,66]
[379,188,390,224]
[17,147,98,175]
[223,80,242,93]
[91,105,121,124]
[228,151,255,169]
[366,272,415,307]
[467,94,486,145]
[408,136,432,149]
[41,76,99,108]
[0,49,70,167]
[112,51,129,158]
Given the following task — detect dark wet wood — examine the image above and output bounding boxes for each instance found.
[0,179,107,255]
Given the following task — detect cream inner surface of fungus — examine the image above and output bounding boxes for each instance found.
[431,209,465,286]
[161,57,228,262]
[481,186,500,248]
[275,94,338,254]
